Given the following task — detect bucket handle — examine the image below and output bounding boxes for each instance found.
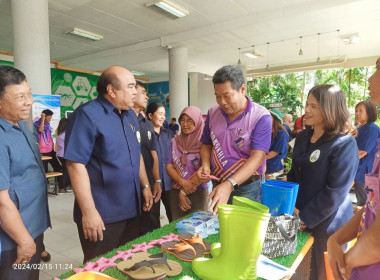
[275,217,300,242]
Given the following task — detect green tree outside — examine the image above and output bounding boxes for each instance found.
[247,66,376,118]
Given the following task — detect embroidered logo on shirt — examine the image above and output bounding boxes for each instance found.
[238,128,245,135]
[190,157,200,167]
[147,131,152,141]
[310,149,320,162]
[136,131,141,143]
[234,137,245,148]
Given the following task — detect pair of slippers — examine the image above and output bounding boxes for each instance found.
[161,233,211,262]
[117,233,210,279]
[117,252,182,280]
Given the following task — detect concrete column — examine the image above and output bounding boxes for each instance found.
[189,72,215,114]
[189,72,199,107]
[11,0,51,95]
[169,47,188,120]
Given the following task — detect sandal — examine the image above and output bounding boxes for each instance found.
[178,233,211,254]
[117,252,182,279]
[160,241,202,262]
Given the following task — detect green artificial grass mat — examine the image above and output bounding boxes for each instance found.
[56,216,311,280]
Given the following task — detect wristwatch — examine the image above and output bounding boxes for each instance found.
[179,188,187,196]
[227,178,239,191]
[155,179,162,183]
[141,184,150,189]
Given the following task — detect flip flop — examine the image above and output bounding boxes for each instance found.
[178,233,211,255]
[117,252,182,280]
[160,242,203,262]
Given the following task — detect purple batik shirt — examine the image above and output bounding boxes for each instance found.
[167,139,208,190]
[351,183,380,279]
[200,96,272,182]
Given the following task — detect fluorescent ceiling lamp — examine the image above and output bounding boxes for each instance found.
[131,70,145,76]
[248,55,347,78]
[146,1,189,19]
[243,50,263,59]
[340,33,360,45]
[67,28,103,41]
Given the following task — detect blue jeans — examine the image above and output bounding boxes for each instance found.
[228,177,264,204]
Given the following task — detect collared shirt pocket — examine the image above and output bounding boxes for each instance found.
[231,127,251,154]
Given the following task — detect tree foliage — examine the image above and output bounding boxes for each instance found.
[246,66,375,116]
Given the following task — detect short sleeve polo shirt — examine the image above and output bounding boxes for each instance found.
[266,129,288,173]
[355,122,380,183]
[64,95,141,224]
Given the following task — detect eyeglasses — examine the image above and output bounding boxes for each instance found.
[179,118,195,125]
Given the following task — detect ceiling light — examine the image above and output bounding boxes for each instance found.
[340,33,360,45]
[299,36,303,56]
[249,55,346,77]
[316,33,320,62]
[131,70,145,76]
[146,1,189,19]
[67,28,103,41]
[243,50,263,59]
[243,51,258,59]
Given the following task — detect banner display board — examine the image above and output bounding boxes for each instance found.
[32,94,61,138]
[51,68,99,118]
[147,81,170,121]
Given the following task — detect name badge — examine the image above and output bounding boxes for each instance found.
[136,131,141,143]
[310,149,320,162]
[147,131,152,141]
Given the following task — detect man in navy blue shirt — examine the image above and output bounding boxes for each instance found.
[0,66,50,280]
[169,117,179,135]
[132,81,162,235]
[65,66,153,262]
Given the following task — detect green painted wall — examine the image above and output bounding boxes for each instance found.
[0,60,100,118]
[51,68,99,118]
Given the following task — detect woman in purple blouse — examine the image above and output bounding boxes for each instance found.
[166,106,210,220]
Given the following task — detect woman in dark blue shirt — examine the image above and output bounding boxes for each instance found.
[353,101,380,206]
[266,108,289,178]
[288,85,359,280]
[147,102,174,222]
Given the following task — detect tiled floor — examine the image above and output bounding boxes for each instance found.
[40,192,169,280]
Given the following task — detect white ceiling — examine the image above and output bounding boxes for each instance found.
[0,0,379,81]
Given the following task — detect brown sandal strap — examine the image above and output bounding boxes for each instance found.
[168,242,196,255]
[183,235,207,251]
